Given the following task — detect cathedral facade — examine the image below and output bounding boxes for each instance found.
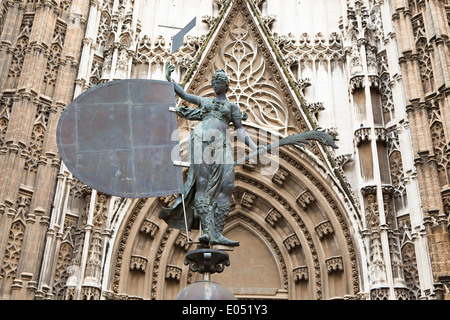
[0,0,449,300]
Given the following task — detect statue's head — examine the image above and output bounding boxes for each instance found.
[211,69,230,93]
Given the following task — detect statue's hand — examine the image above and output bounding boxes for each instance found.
[165,62,175,82]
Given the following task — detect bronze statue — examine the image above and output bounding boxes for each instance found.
[159,63,263,247]
[159,63,339,248]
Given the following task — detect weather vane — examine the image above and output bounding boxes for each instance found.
[158,16,197,54]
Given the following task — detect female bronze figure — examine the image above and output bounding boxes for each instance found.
[160,63,262,247]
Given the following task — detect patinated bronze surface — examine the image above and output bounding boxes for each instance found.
[56,79,184,198]
[160,63,339,248]
[159,65,259,247]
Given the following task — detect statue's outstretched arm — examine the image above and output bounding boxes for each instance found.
[232,116,258,151]
[166,62,201,106]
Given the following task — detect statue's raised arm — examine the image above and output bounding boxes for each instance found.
[165,62,201,106]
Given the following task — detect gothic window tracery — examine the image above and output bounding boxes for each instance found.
[0,2,6,38]
[7,14,34,89]
[377,51,394,123]
[0,221,25,282]
[411,14,434,94]
[43,22,66,97]
[368,1,384,50]
[399,219,420,299]
[0,96,12,146]
[23,103,50,187]
[430,120,449,188]
[223,16,288,130]
[52,240,74,300]
[0,195,30,297]
[97,11,112,56]
[401,242,420,299]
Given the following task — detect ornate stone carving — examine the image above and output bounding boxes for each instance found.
[43,21,66,96]
[0,219,26,281]
[297,190,315,208]
[271,168,289,187]
[202,15,218,30]
[370,287,390,300]
[265,208,282,227]
[80,286,101,300]
[442,189,450,218]
[7,15,33,88]
[130,255,147,272]
[430,120,449,188]
[399,222,420,299]
[354,127,371,146]
[325,256,344,274]
[375,127,388,142]
[394,288,412,300]
[315,220,334,240]
[294,78,311,93]
[363,187,379,231]
[325,127,339,139]
[266,151,360,294]
[175,233,190,250]
[0,95,12,146]
[293,266,309,282]
[242,162,256,171]
[184,1,309,133]
[261,14,277,28]
[140,219,159,238]
[52,235,75,299]
[308,102,325,114]
[368,75,380,88]
[283,233,301,252]
[241,192,256,209]
[377,51,394,122]
[277,31,342,66]
[411,13,434,94]
[369,232,387,285]
[335,153,353,171]
[150,229,172,299]
[159,194,177,207]
[113,199,148,293]
[165,265,182,281]
[251,0,267,8]
[349,40,363,76]
[213,0,228,10]
[349,75,365,93]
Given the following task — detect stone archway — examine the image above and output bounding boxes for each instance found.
[104,139,365,300]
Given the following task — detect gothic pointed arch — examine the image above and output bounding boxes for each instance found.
[95,0,368,300]
[178,0,313,136]
[103,125,365,299]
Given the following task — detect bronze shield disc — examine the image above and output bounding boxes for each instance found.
[56,79,183,198]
